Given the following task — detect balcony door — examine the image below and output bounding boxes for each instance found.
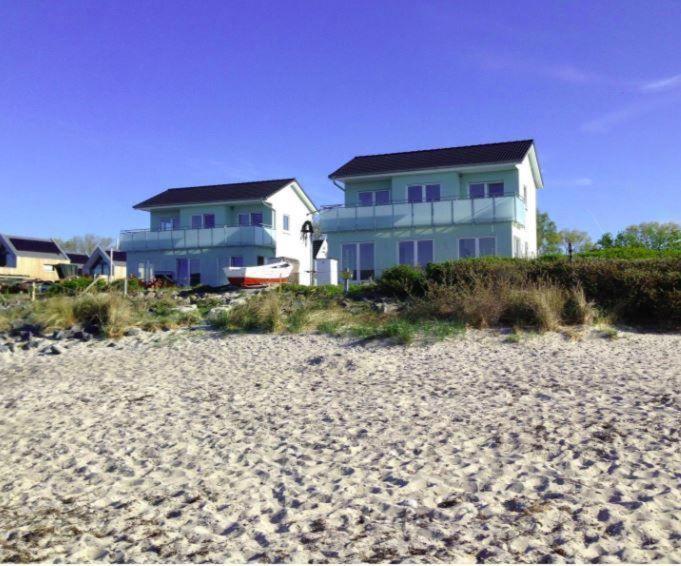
[176,258,200,286]
[341,242,374,282]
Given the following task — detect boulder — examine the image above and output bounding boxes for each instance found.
[124,327,142,337]
[172,305,198,313]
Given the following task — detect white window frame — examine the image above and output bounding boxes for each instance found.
[457,236,497,259]
[397,239,434,267]
[468,181,505,199]
[282,214,290,232]
[358,189,391,206]
[406,183,441,203]
[341,241,375,282]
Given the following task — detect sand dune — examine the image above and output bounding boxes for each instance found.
[0,329,679,562]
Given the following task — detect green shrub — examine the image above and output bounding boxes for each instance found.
[72,293,134,337]
[378,265,427,298]
[45,276,97,296]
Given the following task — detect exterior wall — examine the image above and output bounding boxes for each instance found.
[149,203,272,230]
[326,223,514,280]
[0,255,69,281]
[126,246,275,287]
[515,155,539,256]
[266,184,314,285]
[343,168,519,206]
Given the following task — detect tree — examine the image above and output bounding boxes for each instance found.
[596,232,615,249]
[613,222,681,251]
[559,229,592,253]
[54,234,115,254]
[536,211,562,254]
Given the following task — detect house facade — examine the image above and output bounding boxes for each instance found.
[83,247,128,280]
[0,234,70,281]
[119,179,316,286]
[317,140,543,282]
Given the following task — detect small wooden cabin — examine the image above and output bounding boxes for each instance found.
[0,234,70,281]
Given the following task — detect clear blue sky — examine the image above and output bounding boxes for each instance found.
[1,0,680,242]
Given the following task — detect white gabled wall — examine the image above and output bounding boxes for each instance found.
[516,154,539,257]
[266,182,315,285]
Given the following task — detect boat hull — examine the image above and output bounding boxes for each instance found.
[224,260,293,288]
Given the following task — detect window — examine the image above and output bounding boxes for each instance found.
[459,238,477,258]
[375,190,390,205]
[399,240,434,266]
[417,240,434,265]
[283,214,290,231]
[408,185,423,203]
[459,237,496,258]
[238,213,250,226]
[479,237,495,257]
[160,218,178,231]
[203,214,215,228]
[251,212,263,226]
[425,184,441,202]
[359,190,391,206]
[469,182,505,199]
[230,256,244,267]
[191,215,202,229]
[342,242,374,281]
[257,256,265,266]
[469,184,485,199]
[398,241,414,266]
[359,192,373,207]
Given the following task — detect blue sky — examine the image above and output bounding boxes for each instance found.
[1,0,680,242]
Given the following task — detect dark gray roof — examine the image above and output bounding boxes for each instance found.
[67,252,90,265]
[329,139,535,179]
[8,236,63,256]
[134,179,296,209]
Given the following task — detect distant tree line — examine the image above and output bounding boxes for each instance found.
[53,234,115,254]
[537,212,681,256]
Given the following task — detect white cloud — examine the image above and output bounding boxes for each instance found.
[640,73,681,93]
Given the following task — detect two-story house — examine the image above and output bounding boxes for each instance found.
[318,140,543,282]
[119,179,317,286]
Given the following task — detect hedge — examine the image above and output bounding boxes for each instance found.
[380,258,681,328]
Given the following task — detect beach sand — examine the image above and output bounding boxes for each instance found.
[0,329,679,563]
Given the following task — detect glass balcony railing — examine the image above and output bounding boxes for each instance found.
[318,195,526,232]
[119,224,276,252]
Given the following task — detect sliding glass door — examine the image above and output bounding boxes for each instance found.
[341,242,374,282]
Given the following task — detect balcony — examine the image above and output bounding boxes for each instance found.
[119,224,276,252]
[318,195,525,232]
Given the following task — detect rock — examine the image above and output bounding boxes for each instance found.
[307,356,324,366]
[51,330,64,340]
[207,306,232,320]
[597,508,610,522]
[0,344,11,354]
[173,305,198,313]
[49,344,64,355]
[22,339,41,351]
[80,332,93,342]
[19,330,32,342]
[372,302,399,314]
[124,327,142,337]
[398,499,418,508]
[605,521,625,536]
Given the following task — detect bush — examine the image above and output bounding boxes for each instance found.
[72,294,134,337]
[422,257,680,328]
[378,265,427,298]
[45,276,98,296]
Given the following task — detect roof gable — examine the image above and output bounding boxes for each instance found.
[134,179,297,209]
[329,139,535,179]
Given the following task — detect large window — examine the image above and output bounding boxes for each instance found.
[238,213,249,226]
[399,240,433,267]
[203,214,215,228]
[251,212,263,226]
[469,182,505,199]
[191,215,202,229]
[407,184,440,204]
[459,237,496,258]
[358,190,390,206]
[159,217,178,231]
[341,242,374,281]
[238,212,264,226]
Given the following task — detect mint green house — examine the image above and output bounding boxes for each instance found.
[119,179,317,286]
[318,140,543,282]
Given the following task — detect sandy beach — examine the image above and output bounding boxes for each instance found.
[0,329,679,563]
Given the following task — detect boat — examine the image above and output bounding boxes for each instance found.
[225,260,293,288]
